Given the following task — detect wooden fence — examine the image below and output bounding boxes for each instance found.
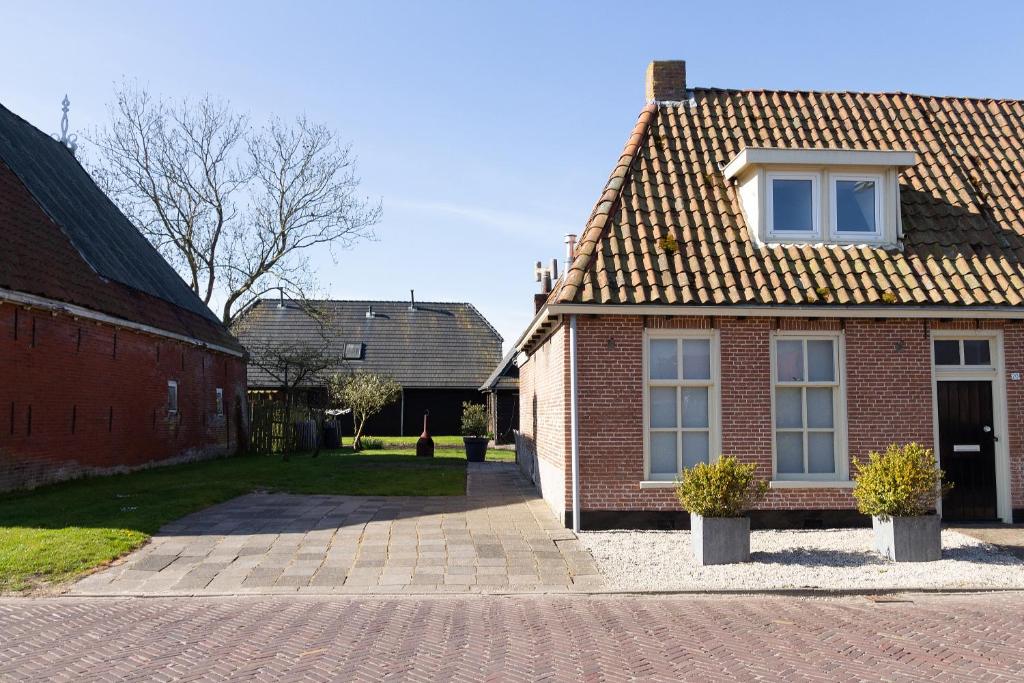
[249,403,321,454]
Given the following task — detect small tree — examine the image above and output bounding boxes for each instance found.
[329,372,401,450]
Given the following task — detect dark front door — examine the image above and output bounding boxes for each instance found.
[937,380,998,522]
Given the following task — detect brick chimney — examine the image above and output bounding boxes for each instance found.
[645,60,686,103]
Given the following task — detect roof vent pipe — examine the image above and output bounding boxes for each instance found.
[565,234,577,262]
[550,258,559,282]
[409,289,416,311]
[366,304,374,319]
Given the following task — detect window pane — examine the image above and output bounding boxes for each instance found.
[776,432,804,474]
[808,432,836,474]
[681,340,711,380]
[650,339,678,379]
[806,388,834,428]
[835,179,876,233]
[681,387,709,428]
[772,179,814,231]
[777,340,804,381]
[933,340,960,365]
[650,433,678,477]
[682,432,710,469]
[775,387,803,428]
[963,339,991,366]
[649,388,677,428]
[807,340,834,382]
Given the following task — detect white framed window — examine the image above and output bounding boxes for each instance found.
[933,338,992,367]
[766,172,820,238]
[215,387,224,416]
[167,380,179,414]
[644,330,719,481]
[771,334,847,480]
[831,173,883,238]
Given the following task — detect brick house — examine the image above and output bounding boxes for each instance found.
[0,102,247,490]
[515,61,1024,530]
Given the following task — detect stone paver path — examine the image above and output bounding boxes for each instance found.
[72,462,603,595]
[3,593,1024,680]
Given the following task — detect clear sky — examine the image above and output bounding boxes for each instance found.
[2,1,1023,350]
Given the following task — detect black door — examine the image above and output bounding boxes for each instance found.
[937,380,998,522]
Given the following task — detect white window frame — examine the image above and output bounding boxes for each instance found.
[830,172,884,241]
[641,329,721,484]
[167,380,179,415]
[766,171,820,239]
[770,331,848,482]
[215,387,224,416]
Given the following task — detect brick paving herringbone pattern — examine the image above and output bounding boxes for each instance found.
[1,593,1022,681]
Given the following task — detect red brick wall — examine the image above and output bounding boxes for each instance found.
[0,301,247,490]
[529,314,1024,519]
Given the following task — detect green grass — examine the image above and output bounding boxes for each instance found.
[365,435,516,461]
[0,448,465,592]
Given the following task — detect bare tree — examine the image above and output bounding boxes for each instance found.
[90,82,381,324]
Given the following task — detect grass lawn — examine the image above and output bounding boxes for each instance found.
[367,435,516,460]
[0,448,465,592]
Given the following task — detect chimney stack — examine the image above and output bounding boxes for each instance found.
[645,60,686,103]
[564,233,577,263]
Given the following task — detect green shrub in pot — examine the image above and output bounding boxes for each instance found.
[460,402,490,462]
[675,456,767,565]
[852,442,951,562]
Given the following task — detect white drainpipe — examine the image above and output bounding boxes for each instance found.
[569,314,581,533]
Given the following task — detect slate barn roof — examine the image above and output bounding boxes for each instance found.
[236,299,503,389]
[557,89,1024,309]
[0,102,241,352]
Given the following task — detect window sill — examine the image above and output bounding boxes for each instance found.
[769,480,854,489]
[639,480,677,489]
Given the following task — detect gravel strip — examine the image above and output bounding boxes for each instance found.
[579,529,1024,591]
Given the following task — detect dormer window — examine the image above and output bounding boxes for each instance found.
[725,148,916,248]
[832,174,882,237]
[767,173,819,238]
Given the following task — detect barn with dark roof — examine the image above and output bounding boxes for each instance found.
[235,297,502,437]
[0,102,247,490]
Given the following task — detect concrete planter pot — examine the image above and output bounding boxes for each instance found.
[691,514,751,566]
[872,514,942,562]
[463,437,489,463]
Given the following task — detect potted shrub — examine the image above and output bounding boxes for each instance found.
[852,442,951,562]
[460,402,490,462]
[675,456,767,566]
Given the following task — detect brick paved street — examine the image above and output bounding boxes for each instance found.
[73,462,604,595]
[1,593,1023,680]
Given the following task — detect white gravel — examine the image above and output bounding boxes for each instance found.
[579,529,1024,591]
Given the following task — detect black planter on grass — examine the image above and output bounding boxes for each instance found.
[463,436,488,462]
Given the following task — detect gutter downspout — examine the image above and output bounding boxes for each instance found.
[569,314,580,533]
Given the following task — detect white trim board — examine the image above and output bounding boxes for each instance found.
[724,147,918,180]
[0,287,245,358]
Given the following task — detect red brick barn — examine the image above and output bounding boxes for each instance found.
[515,61,1024,530]
[0,102,247,490]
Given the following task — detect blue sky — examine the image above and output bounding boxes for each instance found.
[2,1,1023,349]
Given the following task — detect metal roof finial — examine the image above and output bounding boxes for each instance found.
[57,94,78,155]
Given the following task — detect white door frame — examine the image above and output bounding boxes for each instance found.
[929,329,1012,523]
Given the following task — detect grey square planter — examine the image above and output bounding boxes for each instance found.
[872,514,942,562]
[691,514,751,566]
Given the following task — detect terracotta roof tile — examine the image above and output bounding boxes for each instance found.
[557,89,1024,309]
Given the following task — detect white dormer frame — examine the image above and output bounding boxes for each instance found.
[829,172,885,242]
[726,148,917,249]
[765,171,821,240]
